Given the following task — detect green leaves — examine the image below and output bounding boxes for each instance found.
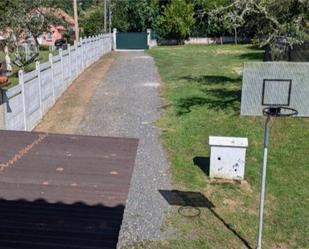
[0,1,73,68]
[81,7,104,36]
[157,0,195,40]
[111,0,154,32]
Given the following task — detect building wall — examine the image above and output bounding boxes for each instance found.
[40,26,65,46]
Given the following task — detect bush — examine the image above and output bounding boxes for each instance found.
[39,45,50,51]
[156,0,195,41]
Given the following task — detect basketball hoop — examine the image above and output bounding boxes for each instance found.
[255,79,298,249]
[241,63,306,249]
[262,106,298,117]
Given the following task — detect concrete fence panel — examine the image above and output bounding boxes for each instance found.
[23,70,41,130]
[3,85,24,130]
[39,61,54,114]
[2,33,113,131]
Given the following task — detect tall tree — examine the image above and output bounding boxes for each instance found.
[157,0,195,41]
[81,6,104,36]
[111,0,154,32]
[192,0,231,37]
[209,0,309,58]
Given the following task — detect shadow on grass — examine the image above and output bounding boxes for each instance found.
[179,75,241,85]
[237,52,264,60]
[193,156,210,176]
[159,190,253,249]
[176,88,241,115]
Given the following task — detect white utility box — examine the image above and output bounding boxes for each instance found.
[209,136,248,180]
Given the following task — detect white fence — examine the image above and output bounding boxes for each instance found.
[2,33,112,131]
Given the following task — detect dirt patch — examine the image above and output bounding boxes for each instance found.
[239,180,253,193]
[35,53,115,134]
[222,198,238,209]
[232,65,243,75]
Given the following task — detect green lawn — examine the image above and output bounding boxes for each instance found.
[146,45,309,249]
[0,50,57,88]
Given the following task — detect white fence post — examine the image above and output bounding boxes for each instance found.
[95,36,98,59]
[95,36,97,60]
[100,35,102,55]
[90,36,93,63]
[66,44,72,85]
[91,36,95,64]
[19,70,27,131]
[80,38,85,70]
[49,53,55,103]
[59,48,65,92]
[84,38,88,67]
[113,28,117,50]
[36,61,43,119]
[74,40,78,79]
[147,28,151,47]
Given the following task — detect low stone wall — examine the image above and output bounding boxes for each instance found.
[150,36,236,47]
[185,36,235,45]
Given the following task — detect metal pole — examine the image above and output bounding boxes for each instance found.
[257,115,271,249]
[104,0,107,33]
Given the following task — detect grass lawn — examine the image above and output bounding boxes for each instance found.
[146,45,309,249]
[0,50,57,88]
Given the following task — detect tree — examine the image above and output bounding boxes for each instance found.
[156,0,195,41]
[191,0,231,37]
[111,0,154,32]
[81,7,104,36]
[209,0,309,58]
[0,0,72,68]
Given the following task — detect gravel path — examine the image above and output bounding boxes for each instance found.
[79,52,172,246]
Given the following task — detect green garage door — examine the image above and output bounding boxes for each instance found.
[116,32,148,50]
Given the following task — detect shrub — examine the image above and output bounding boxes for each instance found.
[39,45,50,51]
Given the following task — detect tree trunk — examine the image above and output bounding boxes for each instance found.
[234,27,237,45]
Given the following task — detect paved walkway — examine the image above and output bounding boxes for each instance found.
[79,52,172,246]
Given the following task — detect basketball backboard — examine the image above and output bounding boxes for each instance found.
[241,62,309,117]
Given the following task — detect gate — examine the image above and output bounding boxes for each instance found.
[116,32,148,50]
